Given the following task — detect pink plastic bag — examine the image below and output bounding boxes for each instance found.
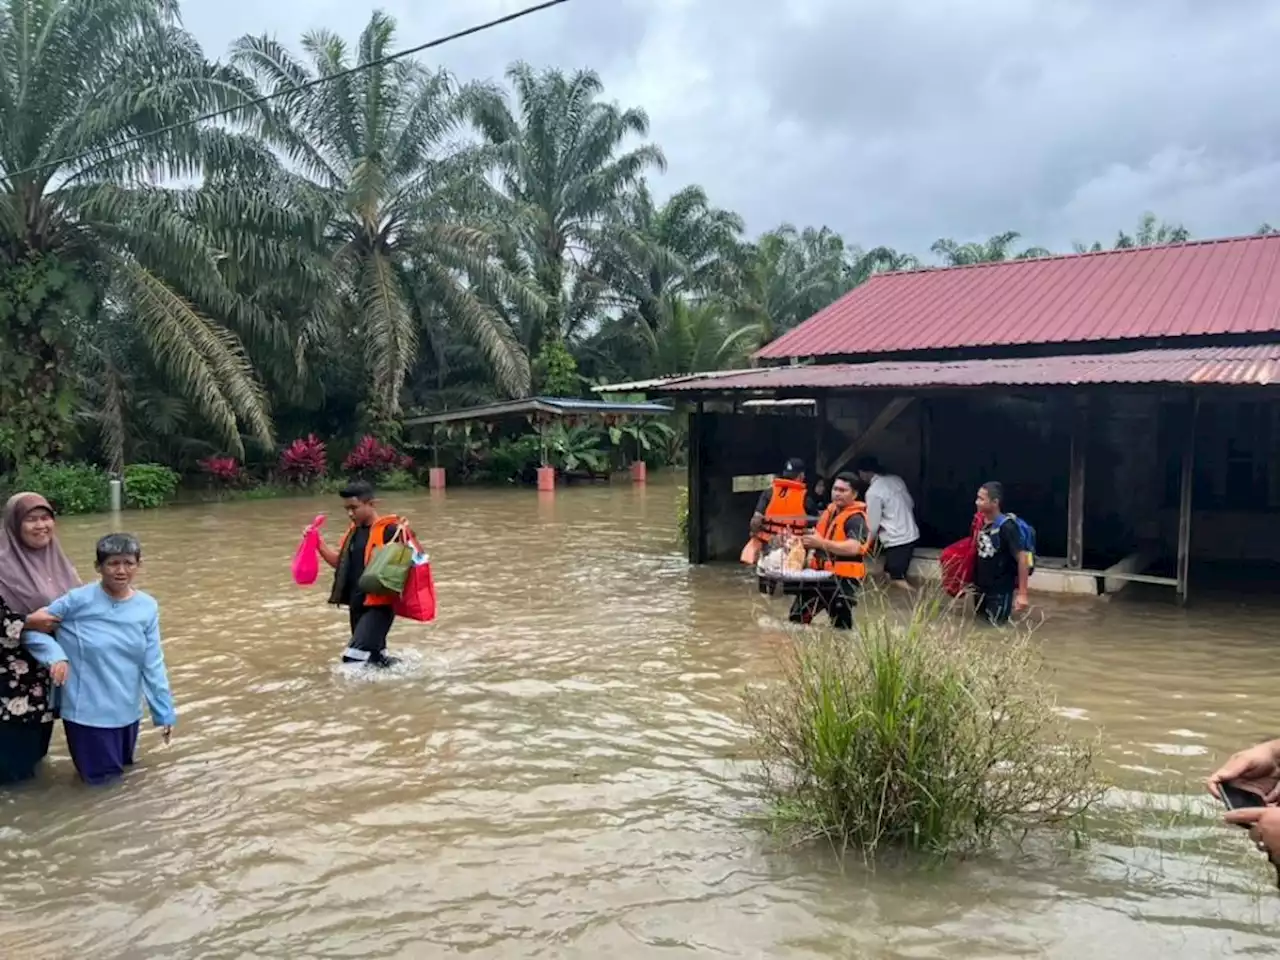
[292,515,327,586]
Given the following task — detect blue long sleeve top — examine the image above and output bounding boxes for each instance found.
[23,584,177,729]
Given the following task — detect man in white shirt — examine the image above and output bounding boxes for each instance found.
[854,456,920,590]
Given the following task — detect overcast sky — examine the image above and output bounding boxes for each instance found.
[181,0,1280,258]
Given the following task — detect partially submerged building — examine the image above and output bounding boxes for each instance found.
[600,235,1280,601]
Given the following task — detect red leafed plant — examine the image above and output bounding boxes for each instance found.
[342,435,412,479]
[279,434,328,485]
[199,455,244,487]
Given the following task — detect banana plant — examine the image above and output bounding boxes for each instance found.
[545,423,608,474]
[608,418,676,466]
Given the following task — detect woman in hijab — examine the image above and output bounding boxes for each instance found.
[0,493,80,784]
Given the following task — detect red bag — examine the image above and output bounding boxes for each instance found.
[939,512,983,597]
[393,551,437,622]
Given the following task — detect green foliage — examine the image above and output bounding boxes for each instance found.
[11,462,109,516]
[534,337,581,397]
[486,435,540,481]
[123,463,180,509]
[676,486,689,545]
[0,256,93,471]
[1,0,274,460]
[545,423,608,473]
[744,588,1103,859]
[608,418,677,466]
[378,469,421,492]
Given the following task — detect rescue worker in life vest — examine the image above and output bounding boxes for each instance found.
[796,472,869,629]
[746,457,819,555]
[316,480,402,668]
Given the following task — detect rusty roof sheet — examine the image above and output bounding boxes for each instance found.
[756,234,1280,360]
[614,346,1280,395]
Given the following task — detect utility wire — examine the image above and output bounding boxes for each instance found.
[0,0,573,185]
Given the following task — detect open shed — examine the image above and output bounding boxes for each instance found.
[599,235,1280,603]
[402,396,674,489]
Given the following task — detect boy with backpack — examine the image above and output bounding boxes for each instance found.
[972,481,1032,625]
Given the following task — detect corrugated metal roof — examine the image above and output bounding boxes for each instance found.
[604,346,1280,395]
[756,234,1280,360]
[402,396,673,426]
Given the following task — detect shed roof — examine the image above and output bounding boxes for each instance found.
[595,345,1280,396]
[402,396,673,427]
[756,234,1280,361]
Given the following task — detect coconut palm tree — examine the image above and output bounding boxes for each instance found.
[931,231,1051,266]
[0,0,276,463]
[473,62,666,353]
[230,11,541,421]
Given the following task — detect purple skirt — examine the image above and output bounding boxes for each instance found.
[64,720,139,785]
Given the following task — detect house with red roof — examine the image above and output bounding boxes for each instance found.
[602,234,1280,601]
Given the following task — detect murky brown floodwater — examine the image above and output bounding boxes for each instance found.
[2,479,1278,958]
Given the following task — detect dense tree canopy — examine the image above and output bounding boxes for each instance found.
[0,1,1264,479]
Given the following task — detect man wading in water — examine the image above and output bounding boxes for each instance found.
[317,481,401,668]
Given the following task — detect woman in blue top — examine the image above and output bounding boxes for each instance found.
[24,533,176,785]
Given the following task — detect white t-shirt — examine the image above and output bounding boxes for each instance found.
[865,474,920,548]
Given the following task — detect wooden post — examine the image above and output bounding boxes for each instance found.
[814,396,828,481]
[1066,395,1088,569]
[918,399,932,519]
[687,401,707,564]
[1176,394,1200,604]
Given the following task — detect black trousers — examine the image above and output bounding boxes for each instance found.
[344,601,396,665]
[788,579,858,630]
[0,723,54,785]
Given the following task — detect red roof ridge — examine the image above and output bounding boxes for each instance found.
[874,232,1280,280]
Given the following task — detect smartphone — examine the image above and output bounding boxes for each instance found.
[1219,780,1268,821]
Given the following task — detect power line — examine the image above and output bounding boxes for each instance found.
[0,0,573,185]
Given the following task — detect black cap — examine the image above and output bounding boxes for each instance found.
[782,457,805,478]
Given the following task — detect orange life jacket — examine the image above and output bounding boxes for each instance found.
[335,515,401,607]
[756,477,811,541]
[808,501,868,580]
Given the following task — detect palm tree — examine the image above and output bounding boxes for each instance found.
[473,62,666,353]
[931,231,1052,266]
[728,225,858,342]
[231,11,541,421]
[0,0,275,463]
[853,245,921,279]
[1072,212,1192,253]
[591,182,744,331]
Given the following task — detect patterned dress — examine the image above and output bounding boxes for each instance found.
[0,594,55,783]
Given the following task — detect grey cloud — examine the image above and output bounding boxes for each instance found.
[181,0,1280,255]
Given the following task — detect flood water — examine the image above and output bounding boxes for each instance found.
[2,478,1278,958]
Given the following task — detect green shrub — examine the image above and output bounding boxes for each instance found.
[123,463,179,509]
[487,435,539,482]
[11,461,109,515]
[744,587,1103,859]
[379,468,420,491]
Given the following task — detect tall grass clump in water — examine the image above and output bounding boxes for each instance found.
[744,586,1105,859]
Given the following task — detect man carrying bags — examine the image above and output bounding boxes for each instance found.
[316,480,407,668]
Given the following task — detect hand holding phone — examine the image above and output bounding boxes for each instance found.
[1219,780,1269,820]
